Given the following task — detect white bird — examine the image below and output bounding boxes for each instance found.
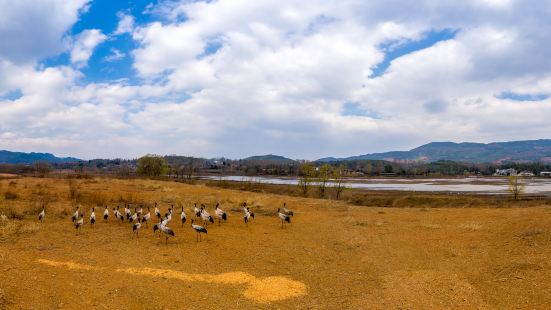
[38,205,45,222]
[243,203,254,224]
[159,224,175,244]
[200,205,214,226]
[124,204,131,220]
[277,208,291,227]
[72,206,80,222]
[103,205,109,222]
[114,206,124,224]
[282,202,294,216]
[214,203,227,225]
[137,206,143,217]
[191,219,207,242]
[180,207,187,226]
[154,202,161,220]
[129,208,138,223]
[75,213,84,235]
[141,207,151,227]
[132,222,142,238]
[90,208,96,228]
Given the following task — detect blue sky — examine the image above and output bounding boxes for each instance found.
[1,0,551,159]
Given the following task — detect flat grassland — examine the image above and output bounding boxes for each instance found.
[1,177,551,309]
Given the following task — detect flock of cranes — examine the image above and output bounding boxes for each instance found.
[37,200,294,244]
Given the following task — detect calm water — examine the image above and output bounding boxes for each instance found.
[201,175,551,195]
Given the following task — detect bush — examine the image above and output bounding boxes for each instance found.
[4,191,18,200]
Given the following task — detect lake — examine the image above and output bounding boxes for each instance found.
[200,175,551,195]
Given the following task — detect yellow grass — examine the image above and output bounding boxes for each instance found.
[1,177,551,308]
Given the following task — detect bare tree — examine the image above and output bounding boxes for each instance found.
[508,175,526,200]
[317,164,333,197]
[298,163,315,196]
[332,164,347,200]
[34,161,51,178]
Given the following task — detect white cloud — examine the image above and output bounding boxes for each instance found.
[70,29,107,67]
[104,48,125,62]
[0,0,89,63]
[114,12,134,35]
[2,0,551,159]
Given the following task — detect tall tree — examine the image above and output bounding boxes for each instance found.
[137,155,168,177]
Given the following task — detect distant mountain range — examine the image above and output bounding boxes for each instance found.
[3,139,551,165]
[317,139,551,163]
[0,150,81,164]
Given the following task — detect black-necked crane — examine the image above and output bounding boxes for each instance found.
[141,207,151,227]
[214,203,227,225]
[180,207,187,226]
[200,204,214,227]
[159,223,175,244]
[75,212,84,235]
[103,205,109,222]
[72,206,80,222]
[38,205,45,223]
[194,203,201,218]
[90,207,96,228]
[114,206,124,224]
[137,206,143,217]
[132,222,141,238]
[154,202,161,220]
[129,208,138,223]
[191,219,207,242]
[243,203,254,224]
[277,208,291,227]
[282,202,294,216]
[124,204,131,220]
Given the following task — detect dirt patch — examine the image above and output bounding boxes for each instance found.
[382,270,489,309]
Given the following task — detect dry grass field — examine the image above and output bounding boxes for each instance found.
[1,177,551,309]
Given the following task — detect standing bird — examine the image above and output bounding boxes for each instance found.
[191,219,207,242]
[75,212,84,235]
[137,206,143,217]
[160,224,175,244]
[141,207,151,227]
[124,204,131,220]
[194,203,201,218]
[72,206,80,222]
[200,205,214,227]
[132,222,142,238]
[282,202,294,216]
[129,208,138,223]
[114,206,124,224]
[154,202,161,220]
[103,205,109,222]
[90,208,96,228]
[243,203,255,224]
[214,203,227,225]
[38,205,45,223]
[277,208,291,227]
[180,207,187,226]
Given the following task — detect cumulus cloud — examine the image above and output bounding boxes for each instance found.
[2,0,551,159]
[70,29,107,67]
[0,0,89,63]
[114,12,134,35]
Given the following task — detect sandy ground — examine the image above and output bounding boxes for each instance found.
[1,177,551,309]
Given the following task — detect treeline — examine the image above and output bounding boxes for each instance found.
[2,155,551,177]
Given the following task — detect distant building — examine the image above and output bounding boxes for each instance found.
[493,168,517,176]
[540,171,551,177]
[517,171,534,177]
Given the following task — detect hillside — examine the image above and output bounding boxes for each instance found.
[240,154,296,164]
[319,139,551,163]
[0,150,81,164]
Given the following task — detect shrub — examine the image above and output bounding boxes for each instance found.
[4,191,18,200]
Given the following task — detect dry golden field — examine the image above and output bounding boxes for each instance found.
[1,177,551,309]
